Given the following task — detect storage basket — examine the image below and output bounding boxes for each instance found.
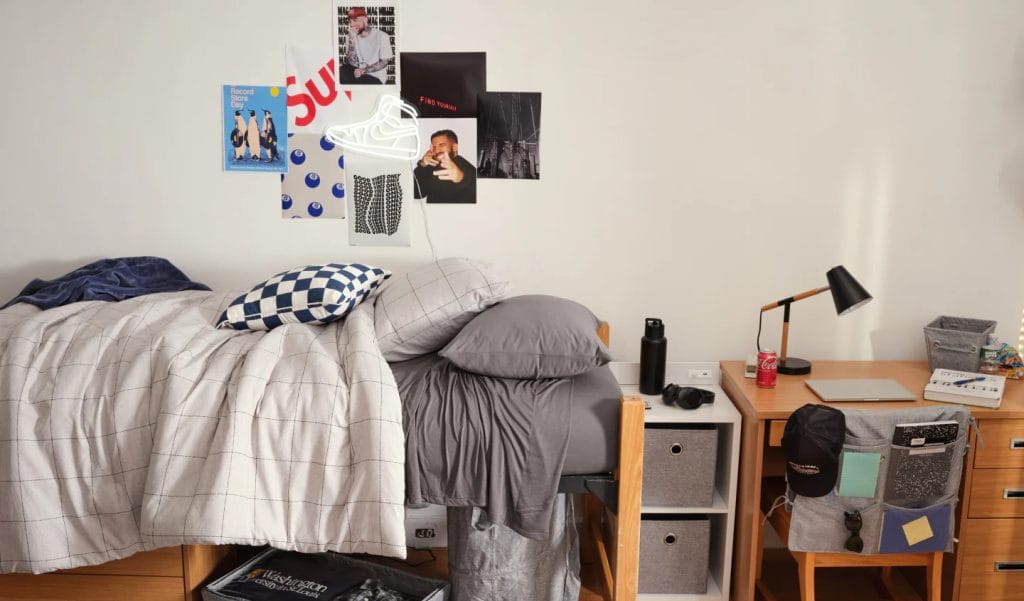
[923,316,996,372]
[203,548,447,601]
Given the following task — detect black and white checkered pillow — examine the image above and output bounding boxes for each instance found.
[217,263,391,331]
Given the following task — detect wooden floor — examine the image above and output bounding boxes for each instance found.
[242,546,923,601]
[366,548,608,600]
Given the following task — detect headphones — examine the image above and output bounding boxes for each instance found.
[662,384,716,410]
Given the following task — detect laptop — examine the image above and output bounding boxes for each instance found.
[805,379,917,402]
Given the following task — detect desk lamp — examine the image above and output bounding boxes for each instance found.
[760,265,873,375]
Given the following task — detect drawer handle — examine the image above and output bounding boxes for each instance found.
[664,533,677,545]
[932,341,978,354]
[1004,489,1024,500]
[670,443,683,455]
[995,562,1024,572]
[1012,438,1024,450]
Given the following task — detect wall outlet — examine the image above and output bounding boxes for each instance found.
[688,369,713,380]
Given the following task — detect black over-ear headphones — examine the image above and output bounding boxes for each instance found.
[662,384,716,410]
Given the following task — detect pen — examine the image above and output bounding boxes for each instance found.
[953,376,985,386]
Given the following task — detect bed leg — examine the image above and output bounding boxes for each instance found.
[183,545,235,601]
[613,396,644,601]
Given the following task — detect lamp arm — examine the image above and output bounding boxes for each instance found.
[760,285,831,363]
[759,285,831,313]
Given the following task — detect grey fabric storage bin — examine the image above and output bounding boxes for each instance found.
[203,548,447,601]
[642,424,718,507]
[923,316,996,372]
[638,515,710,594]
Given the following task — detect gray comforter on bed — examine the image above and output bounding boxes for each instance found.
[392,354,572,540]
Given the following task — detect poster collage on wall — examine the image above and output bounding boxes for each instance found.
[220,1,542,246]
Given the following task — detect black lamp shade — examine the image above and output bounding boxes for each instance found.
[826,265,873,316]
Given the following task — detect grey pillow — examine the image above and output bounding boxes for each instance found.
[440,295,612,379]
[374,257,512,361]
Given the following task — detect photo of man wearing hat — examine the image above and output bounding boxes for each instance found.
[339,6,394,85]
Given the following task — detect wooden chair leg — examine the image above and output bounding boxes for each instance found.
[755,512,765,581]
[879,566,898,599]
[926,552,943,601]
[795,552,815,601]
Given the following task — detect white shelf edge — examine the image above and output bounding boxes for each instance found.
[642,490,728,514]
[637,572,722,600]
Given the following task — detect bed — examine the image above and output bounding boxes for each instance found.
[0,261,644,601]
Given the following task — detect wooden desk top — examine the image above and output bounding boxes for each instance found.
[720,360,1024,420]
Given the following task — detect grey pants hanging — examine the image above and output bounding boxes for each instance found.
[446,495,580,601]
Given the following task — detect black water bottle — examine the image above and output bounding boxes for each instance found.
[640,318,666,394]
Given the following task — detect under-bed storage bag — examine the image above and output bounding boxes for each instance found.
[203,548,447,601]
[786,405,971,555]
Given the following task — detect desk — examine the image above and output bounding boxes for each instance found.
[720,360,1024,601]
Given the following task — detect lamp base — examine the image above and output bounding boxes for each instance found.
[778,357,811,375]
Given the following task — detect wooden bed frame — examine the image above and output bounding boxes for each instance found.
[0,324,644,601]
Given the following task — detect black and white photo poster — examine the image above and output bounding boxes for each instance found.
[413,118,477,204]
[477,92,541,180]
[333,2,398,86]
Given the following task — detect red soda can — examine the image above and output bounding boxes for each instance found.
[756,350,778,388]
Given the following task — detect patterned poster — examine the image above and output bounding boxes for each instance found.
[333,3,399,87]
[281,133,347,219]
[283,46,354,219]
[223,85,287,173]
[346,154,411,246]
[477,92,541,180]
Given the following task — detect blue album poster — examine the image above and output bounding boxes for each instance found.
[223,85,288,172]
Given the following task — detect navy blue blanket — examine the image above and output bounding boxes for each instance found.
[2,257,210,311]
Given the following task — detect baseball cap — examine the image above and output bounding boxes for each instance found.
[781,404,845,497]
[347,7,367,19]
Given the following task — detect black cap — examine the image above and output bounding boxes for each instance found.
[644,318,664,340]
[781,404,845,497]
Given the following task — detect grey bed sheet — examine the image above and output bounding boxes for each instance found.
[391,355,620,539]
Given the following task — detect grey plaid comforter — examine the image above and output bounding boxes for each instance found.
[0,291,405,573]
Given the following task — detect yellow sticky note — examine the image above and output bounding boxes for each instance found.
[902,516,934,546]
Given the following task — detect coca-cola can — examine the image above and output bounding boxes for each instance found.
[756,350,778,388]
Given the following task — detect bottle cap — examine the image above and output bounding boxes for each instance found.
[644,318,664,340]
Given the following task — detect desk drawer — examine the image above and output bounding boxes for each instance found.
[975,420,1024,469]
[970,469,1024,518]
[960,518,1024,601]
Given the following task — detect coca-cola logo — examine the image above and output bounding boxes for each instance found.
[758,356,777,370]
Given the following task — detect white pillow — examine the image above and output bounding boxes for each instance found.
[374,258,511,361]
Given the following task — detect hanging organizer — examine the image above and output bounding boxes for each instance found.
[786,405,972,555]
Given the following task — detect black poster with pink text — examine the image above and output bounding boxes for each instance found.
[400,53,486,118]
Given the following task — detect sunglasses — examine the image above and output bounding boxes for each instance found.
[844,510,864,553]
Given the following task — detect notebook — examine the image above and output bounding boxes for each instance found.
[804,379,917,402]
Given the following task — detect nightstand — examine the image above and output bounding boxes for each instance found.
[610,362,741,601]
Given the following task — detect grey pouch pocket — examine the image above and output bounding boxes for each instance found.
[884,432,967,507]
[788,493,882,554]
[836,439,890,501]
[879,496,957,553]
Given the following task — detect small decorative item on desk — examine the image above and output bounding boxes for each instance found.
[997,341,1024,380]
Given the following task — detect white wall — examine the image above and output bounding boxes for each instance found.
[1,0,1022,363]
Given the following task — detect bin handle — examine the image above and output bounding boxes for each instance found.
[931,341,978,355]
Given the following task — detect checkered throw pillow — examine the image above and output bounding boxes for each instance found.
[216,263,391,330]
